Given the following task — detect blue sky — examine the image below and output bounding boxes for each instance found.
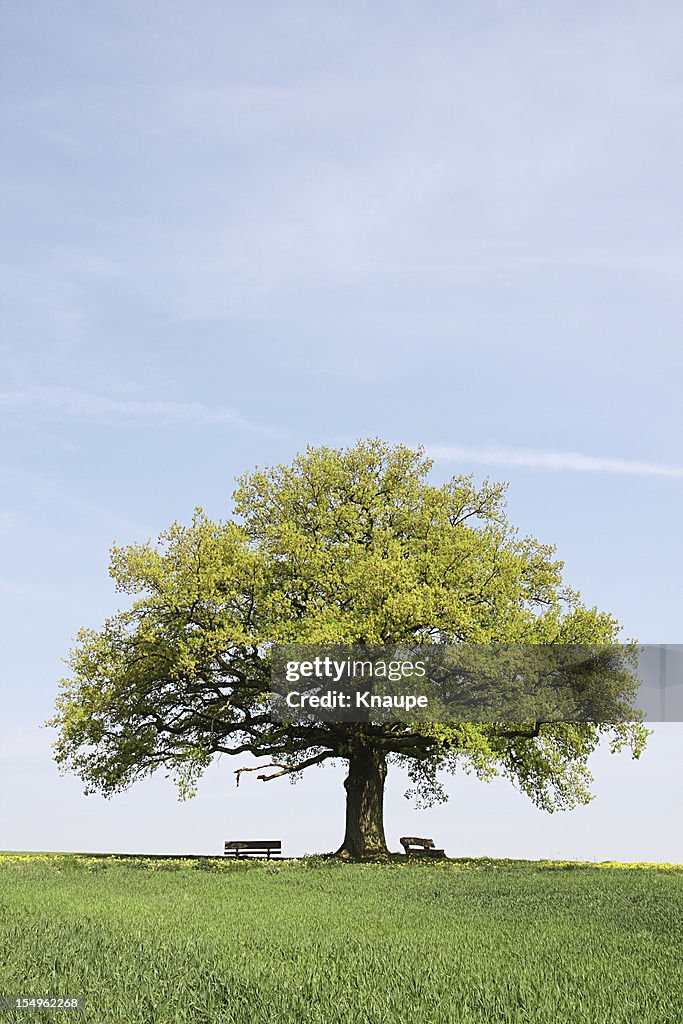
[1,1,681,860]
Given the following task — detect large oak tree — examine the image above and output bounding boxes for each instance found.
[51,441,646,858]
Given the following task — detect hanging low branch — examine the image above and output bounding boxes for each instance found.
[235,750,334,786]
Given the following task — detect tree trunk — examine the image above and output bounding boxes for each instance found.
[336,746,388,859]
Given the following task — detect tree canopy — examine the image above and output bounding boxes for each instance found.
[51,440,647,857]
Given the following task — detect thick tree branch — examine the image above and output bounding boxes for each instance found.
[235,750,333,786]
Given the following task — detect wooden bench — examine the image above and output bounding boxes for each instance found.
[400,836,445,858]
[223,840,282,860]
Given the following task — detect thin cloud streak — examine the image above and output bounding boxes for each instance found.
[429,444,683,479]
[0,387,283,438]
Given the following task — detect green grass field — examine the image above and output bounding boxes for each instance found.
[1,855,681,1024]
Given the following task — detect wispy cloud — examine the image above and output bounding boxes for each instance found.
[0,387,284,438]
[428,444,683,479]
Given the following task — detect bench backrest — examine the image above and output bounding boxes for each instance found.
[224,840,281,852]
[400,836,435,848]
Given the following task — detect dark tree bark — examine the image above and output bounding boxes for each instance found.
[336,745,388,859]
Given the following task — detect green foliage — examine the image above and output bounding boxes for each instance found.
[1,858,680,1024]
[50,439,647,811]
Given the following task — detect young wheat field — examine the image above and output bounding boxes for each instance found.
[0,855,681,1024]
